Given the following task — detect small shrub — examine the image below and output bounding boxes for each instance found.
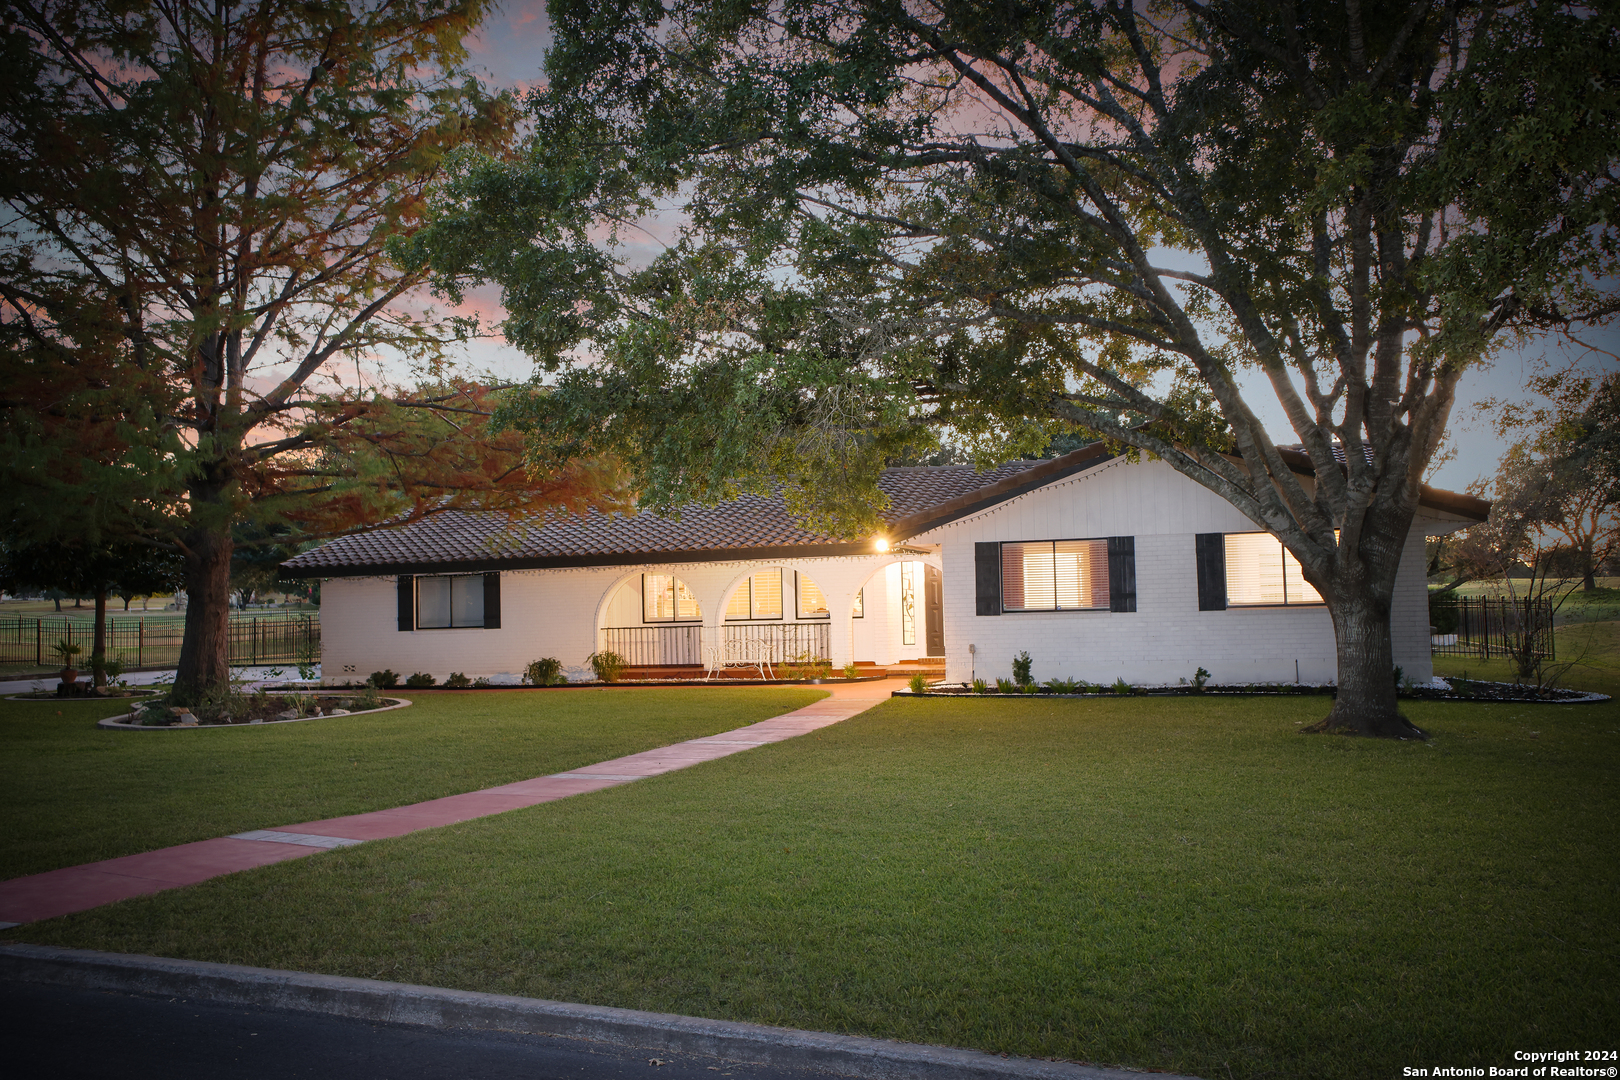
[471,677,493,689]
[908,672,928,694]
[843,662,860,680]
[368,669,399,690]
[1044,677,1084,694]
[586,650,627,683]
[1193,666,1211,691]
[995,678,1017,694]
[1392,665,1405,689]
[405,672,436,689]
[972,678,988,694]
[525,657,564,687]
[1110,676,1133,695]
[352,684,382,711]
[443,672,472,688]
[1012,651,1033,686]
[1021,682,1039,694]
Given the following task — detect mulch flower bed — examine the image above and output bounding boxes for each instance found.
[114,692,403,728]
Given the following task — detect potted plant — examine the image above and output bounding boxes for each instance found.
[52,640,83,684]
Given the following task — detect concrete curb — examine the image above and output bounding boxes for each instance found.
[0,943,1199,1080]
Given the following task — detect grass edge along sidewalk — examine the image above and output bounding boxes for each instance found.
[0,681,897,926]
[0,943,1195,1080]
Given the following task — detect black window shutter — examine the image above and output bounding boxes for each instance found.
[1107,536,1137,612]
[975,542,1001,616]
[397,575,414,631]
[1195,533,1227,610]
[483,572,502,629]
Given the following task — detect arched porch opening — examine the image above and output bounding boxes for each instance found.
[594,570,704,667]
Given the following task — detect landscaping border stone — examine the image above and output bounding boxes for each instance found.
[0,943,1201,1080]
[96,694,413,731]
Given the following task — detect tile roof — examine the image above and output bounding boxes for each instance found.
[282,453,1100,577]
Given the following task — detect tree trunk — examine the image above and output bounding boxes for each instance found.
[172,519,234,704]
[91,588,107,687]
[1303,587,1426,739]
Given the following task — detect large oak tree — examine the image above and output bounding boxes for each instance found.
[1,0,623,702]
[418,0,1620,736]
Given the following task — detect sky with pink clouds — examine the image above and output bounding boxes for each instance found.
[437,1,1618,495]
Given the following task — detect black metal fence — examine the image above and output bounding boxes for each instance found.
[1429,597,1555,660]
[0,614,320,671]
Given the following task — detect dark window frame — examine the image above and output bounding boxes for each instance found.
[409,572,500,630]
[997,538,1115,614]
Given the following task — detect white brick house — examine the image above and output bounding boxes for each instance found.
[282,445,1486,686]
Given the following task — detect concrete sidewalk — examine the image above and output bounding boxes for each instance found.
[0,679,902,928]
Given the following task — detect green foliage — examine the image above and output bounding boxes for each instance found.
[995,679,1017,695]
[443,672,473,689]
[1110,678,1134,696]
[972,678,989,695]
[1044,678,1085,695]
[524,658,565,687]
[352,685,384,711]
[586,651,627,684]
[51,640,82,662]
[1012,652,1033,686]
[1193,667,1212,692]
[368,670,400,691]
[908,673,928,695]
[843,662,860,681]
[426,0,1620,724]
[471,677,493,689]
[405,673,436,689]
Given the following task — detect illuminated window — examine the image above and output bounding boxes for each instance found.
[796,572,829,619]
[1000,540,1110,612]
[1223,533,1324,605]
[852,588,864,618]
[725,570,784,620]
[417,575,485,629]
[642,574,701,622]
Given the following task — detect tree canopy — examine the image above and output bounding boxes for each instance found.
[415,0,1620,735]
[0,0,626,700]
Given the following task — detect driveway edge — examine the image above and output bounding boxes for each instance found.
[0,943,1197,1080]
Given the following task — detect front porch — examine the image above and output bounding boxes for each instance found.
[608,658,947,682]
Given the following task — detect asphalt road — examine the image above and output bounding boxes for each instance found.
[0,980,840,1080]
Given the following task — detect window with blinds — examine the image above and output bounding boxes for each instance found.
[796,572,830,619]
[1224,533,1324,605]
[725,570,784,620]
[1000,540,1111,611]
[643,574,702,622]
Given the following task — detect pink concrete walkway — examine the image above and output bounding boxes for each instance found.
[0,679,902,927]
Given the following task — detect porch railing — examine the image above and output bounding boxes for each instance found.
[601,625,703,666]
[723,622,831,663]
[600,622,832,667]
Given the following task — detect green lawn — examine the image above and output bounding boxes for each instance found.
[11,690,1616,1080]
[0,686,825,880]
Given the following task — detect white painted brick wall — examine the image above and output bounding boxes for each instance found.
[922,458,1440,686]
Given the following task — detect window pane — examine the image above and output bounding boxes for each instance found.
[1001,543,1029,610]
[1053,539,1110,609]
[1283,549,1324,604]
[675,578,701,620]
[725,584,750,621]
[1003,541,1059,611]
[798,573,828,618]
[1225,533,1287,605]
[417,577,451,628]
[644,574,673,621]
[852,588,864,618]
[751,570,782,618]
[451,575,484,627]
